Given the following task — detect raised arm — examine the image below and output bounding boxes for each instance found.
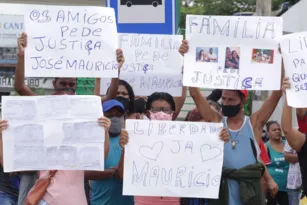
[251,64,284,142]
[118,130,128,179]
[173,86,187,120]
[281,77,306,152]
[94,49,125,103]
[178,40,220,122]
[14,33,35,96]
[189,87,221,122]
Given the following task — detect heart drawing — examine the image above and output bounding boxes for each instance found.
[200,144,222,162]
[139,141,164,161]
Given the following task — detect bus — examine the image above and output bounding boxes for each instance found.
[120,0,162,7]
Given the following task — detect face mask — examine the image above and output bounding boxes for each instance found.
[222,103,241,117]
[150,111,173,121]
[116,96,130,113]
[109,116,125,137]
[53,88,76,95]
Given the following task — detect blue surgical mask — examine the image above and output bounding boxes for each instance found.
[109,116,125,137]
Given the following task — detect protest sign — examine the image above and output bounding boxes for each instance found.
[24,5,118,78]
[2,95,105,172]
[183,15,283,90]
[100,33,183,96]
[280,32,307,107]
[123,120,224,198]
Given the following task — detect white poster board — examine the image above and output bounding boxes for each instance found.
[100,33,183,96]
[24,5,118,78]
[280,32,307,107]
[184,15,283,90]
[123,120,224,198]
[1,95,105,172]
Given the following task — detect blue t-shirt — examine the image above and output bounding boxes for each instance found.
[91,135,134,205]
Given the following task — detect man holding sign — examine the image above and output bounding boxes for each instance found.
[14,33,124,99]
[180,40,282,205]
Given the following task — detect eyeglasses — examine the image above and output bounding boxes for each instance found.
[150,107,173,114]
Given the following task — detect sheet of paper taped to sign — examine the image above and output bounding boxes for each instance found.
[1,95,105,172]
[100,33,184,96]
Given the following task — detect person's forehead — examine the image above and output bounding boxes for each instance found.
[57,78,76,82]
[151,100,171,108]
[105,107,124,114]
[118,85,128,92]
[222,90,239,98]
[270,123,280,129]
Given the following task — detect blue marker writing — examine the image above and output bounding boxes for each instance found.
[143,64,149,74]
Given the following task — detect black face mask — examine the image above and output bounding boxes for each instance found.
[222,103,241,117]
[53,87,76,95]
[116,96,130,113]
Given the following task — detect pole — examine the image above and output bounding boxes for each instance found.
[256,0,272,16]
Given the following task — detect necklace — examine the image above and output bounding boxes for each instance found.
[230,129,241,149]
[227,118,244,149]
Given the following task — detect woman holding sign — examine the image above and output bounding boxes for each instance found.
[117,92,230,205]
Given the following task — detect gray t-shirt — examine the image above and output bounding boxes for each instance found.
[284,141,302,190]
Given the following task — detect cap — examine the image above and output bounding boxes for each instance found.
[102,99,125,113]
[239,90,248,99]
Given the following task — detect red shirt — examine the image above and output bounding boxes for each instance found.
[298,115,307,134]
[259,139,271,165]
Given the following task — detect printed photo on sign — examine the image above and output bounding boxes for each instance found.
[183,15,283,90]
[251,49,274,64]
[225,47,240,70]
[117,0,165,23]
[195,47,218,63]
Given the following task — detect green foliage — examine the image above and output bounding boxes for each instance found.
[180,0,256,28]
[180,0,293,29]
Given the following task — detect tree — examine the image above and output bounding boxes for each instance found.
[180,0,294,29]
[180,0,256,29]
